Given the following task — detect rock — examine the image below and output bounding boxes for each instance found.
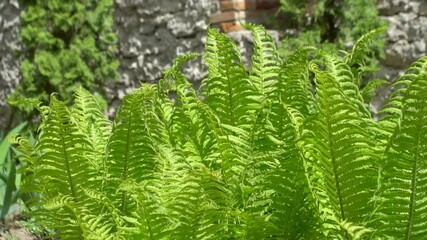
[113,0,220,100]
[167,11,198,37]
[377,0,427,99]
[419,1,427,16]
[414,40,426,54]
[0,0,21,132]
[384,40,410,68]
[377,0,407,16]
[387,23,407,42]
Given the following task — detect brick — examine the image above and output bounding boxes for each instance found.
[220,21,246,32]
[256,0,280,9]
[209,11,236,23]
[220,0,233,11]
[234,0,256,10]
[237,9,276,21]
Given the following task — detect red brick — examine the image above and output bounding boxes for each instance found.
[237,9,276,21]
[220,21,246,32]
[256,0,280,9]
[210,11,236,23]
[220,0,233,11]
[234,0,256,10]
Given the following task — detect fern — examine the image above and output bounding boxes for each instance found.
[300,65,379,238]
[17,25,427,239]
[374,73,427,239]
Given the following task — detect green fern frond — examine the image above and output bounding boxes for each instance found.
[106,85,162,215]
[245,23,281,96]
[322,53,371,118]
[345,27,387,83]
[72,87,111,172]
[116,179,173,240]
[162,54,220,167]
[278,47,316,117]
[300,65,379,238]
[361,79,389,103]
[24,95,103,238]
[379,56,427,130]
[375,73,427,239]
[203,28,259,127]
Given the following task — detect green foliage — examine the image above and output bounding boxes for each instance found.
[0,122,27,219]
[9,0,118,117]
[16,24,427,239]
[278,0,386,76]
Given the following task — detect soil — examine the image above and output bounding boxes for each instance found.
[0,213,41,240]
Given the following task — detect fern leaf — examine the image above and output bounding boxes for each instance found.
[245,23,281,96]
[379,56,427,130]
[72,87,111,173]
[345,27,387,84]
[360,79,388,103]
[376,74,427,239]
[203,28,259,126]
[27,96,102,238]
[278,47,316,117]
[300,65,379,238]
[322,53,371,118]
[106,85,162,215]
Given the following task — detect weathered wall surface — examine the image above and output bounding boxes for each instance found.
[1,0,427,130]
[106,0,219,116]
[378,0,427,75]
[0,0,21,131]
[373,0,427,111]
[112,0,218,93]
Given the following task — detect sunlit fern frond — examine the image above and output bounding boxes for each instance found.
[374,73,427,239]
[245,23,281,96]
[322,53,371,118]
[345,27,387,84]
[299,64,380,238]
[71,87,111,172]
[105,85,162,215]
[115,179,173,240]
[278,47,316,117]
[379,56,427,131]
[27,96,101,238]
[203,28,260,127]
[162,54,221,169]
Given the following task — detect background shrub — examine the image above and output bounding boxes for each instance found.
[278,0,386,75]
[8,0,119,118]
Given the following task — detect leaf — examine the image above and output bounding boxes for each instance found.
[0,122,27,166]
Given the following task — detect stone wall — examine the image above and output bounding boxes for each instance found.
[0,0,21,132]
[112,0,218,91]
[379,0,427,75]
[107,0,220,116]
[209,0,281,32]
[373,0,427,111]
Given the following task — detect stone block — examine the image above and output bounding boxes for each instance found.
[234,0,256,11]
[220,0,233,11]
[220,21,246,32]
[256,0,280,9]
[210,11,236,23]
[237,8,276,22]
[420,1,427,16]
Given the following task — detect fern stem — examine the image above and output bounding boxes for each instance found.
[227,75,235,125]
[141,201,155,239]
[120,111,132,213]
[405,110,424,239]
[60,127,78,201]
[326,112,349,239]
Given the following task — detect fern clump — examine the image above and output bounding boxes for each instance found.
[17,25,427,239]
